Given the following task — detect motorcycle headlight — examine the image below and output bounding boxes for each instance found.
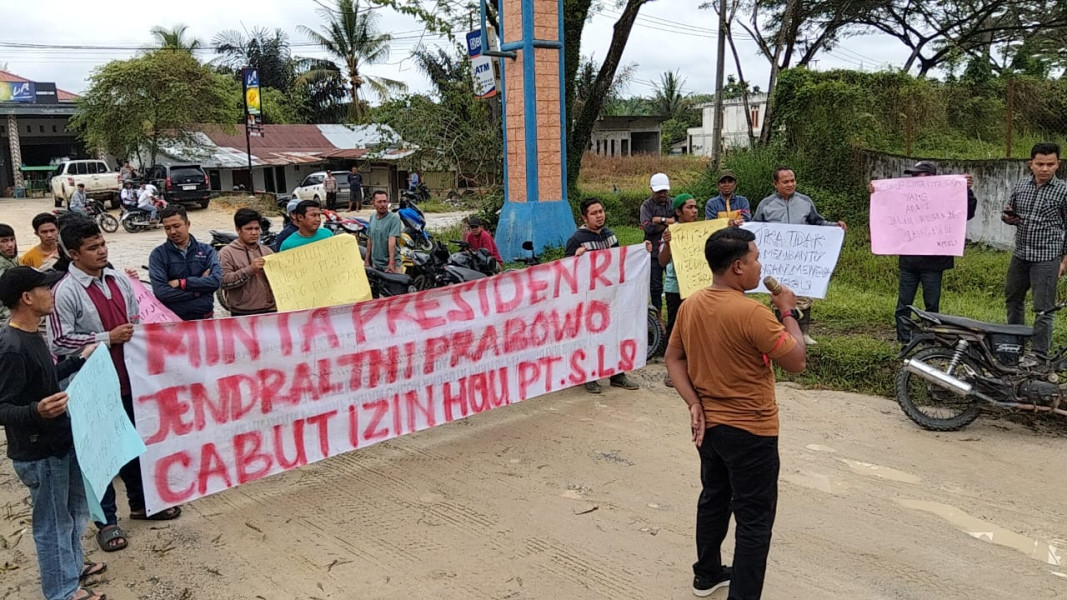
[399,232,414,248]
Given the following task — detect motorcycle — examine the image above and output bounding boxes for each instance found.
[209,217,278,251]
[895,303,1067,431]
[401,182,430,204]
[446,240,500,276]
[322,209,369,245]
[393,198,433,251]
[55,199,119,233]
[357,244,416,298]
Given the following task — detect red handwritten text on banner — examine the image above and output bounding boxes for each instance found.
[126,246,650,513]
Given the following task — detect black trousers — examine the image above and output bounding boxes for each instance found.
[666,292,683,341]
[97,393,145,527]
[326,191,338,209]
[650,259,665,312]
[695,424,779,600]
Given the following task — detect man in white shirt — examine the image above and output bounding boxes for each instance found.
[137,184,160,222]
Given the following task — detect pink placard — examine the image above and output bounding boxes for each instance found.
[870,175,968,256]
[126,274,180,324]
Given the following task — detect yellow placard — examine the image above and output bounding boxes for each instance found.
[263,234,372,311]
[669,219,730,298]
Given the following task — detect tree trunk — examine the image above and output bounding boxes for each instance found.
[725,26,756,148]
[758,0,798,145]
[565,0,646,195]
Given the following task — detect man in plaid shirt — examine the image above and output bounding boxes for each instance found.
[1002,142,1067,357]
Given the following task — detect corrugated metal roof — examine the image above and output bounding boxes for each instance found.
[0,69,79,102]
[317,124,396,149]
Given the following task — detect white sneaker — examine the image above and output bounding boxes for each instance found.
[803,334,818,345]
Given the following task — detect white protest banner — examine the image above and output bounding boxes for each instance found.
[870,175,968,256]
[741,222,845,298]
[127,246,649,514]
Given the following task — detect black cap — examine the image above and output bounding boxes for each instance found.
[0,267,64,309]
[468,217,484,228]
[904,161,937,176]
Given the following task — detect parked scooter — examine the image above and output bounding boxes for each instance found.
[208,216,278,251]
[393,198,433,251]
[322,209,369,245]
[446,240,500,276]
[55,199,118,233]
[358,245,416,298]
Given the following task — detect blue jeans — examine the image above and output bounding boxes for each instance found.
[896,269,943,343]
[12,449,89,600]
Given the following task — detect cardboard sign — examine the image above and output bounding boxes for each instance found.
[741,222,845,298]
[67,346,147,522]
[668,219,730,298]
[870,175,968,256]
[127,246,650,514]
[263,234,372,311]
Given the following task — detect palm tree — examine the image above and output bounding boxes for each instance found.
[297,0,407,123]
[213,27,295,90]
[150,24,202,53]
[651,70,689,119]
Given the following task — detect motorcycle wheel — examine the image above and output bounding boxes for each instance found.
[647,308,666,361]
[99,213,120,233]
[896,347,983,431]
[216,289,230,313]
[121,217,139,233]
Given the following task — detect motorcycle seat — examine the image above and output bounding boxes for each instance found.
[912,307,1033,336]
[365,268,412,284]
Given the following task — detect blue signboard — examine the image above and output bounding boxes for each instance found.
[466,30,483,58]
[1,82,35,103]
[243,69,259,88]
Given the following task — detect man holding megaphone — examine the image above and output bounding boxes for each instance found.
[665,226,807,599]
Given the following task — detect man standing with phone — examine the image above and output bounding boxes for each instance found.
[1002,142,1067,361]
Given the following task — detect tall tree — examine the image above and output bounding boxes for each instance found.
[70,51,238,166]
[572,54,636,122]
[150,24,202,53]
[298,0,407,123]
[858,0,1067,76]
[212,27,295,90]
[651,71,689,119]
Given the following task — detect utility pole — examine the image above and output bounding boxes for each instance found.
[710,0,727,168]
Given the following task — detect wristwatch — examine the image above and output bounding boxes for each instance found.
[779,308,801,323]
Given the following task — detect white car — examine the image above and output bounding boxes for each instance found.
[292,170,351,203]
[50,159,122,208]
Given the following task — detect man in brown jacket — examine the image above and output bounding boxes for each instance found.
[219,208,276,316]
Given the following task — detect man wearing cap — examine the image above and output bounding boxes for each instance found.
[754,167,847,345]
[0,223,19,326]
[705,170,751,225]
[657,194,701,387]
[69,183,88,215]
[463,217,503,263]
[642,172,675,313]
[873,161,977,343]
[0,266,110,600]
[274,197,301,252]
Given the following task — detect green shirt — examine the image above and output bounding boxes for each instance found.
[664,260,679,294]
[368,211,403,269]
[279,227,333,252]
[0,254,17,324]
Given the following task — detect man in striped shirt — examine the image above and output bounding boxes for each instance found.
[1002,142,1067,358]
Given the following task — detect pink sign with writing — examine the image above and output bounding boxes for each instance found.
[870,175,968,256]
[126,274,180,324]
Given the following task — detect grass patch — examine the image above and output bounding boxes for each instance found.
[580,153,708,196]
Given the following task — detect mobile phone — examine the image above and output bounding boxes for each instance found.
[1003,208,1019,218]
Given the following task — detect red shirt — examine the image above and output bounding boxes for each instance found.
[464,229,502,263]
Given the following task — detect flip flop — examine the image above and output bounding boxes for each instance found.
[72,587,107,600]
[95,525,128,552]
[80,562,107,580]
[129,505,182,521]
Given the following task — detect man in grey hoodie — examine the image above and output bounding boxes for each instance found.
[753,167,847,344]
[219,208,276,316]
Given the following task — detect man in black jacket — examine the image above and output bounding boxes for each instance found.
[889,162,978,343]
[0,267,108,600]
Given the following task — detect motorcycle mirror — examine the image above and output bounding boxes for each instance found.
[522,241,534,251]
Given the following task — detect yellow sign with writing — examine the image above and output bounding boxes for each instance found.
[263,234,372,311]
[669,219,730,298]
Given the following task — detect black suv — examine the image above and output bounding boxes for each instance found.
[145,164,212,208]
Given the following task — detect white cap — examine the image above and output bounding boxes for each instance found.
[650,173,670,192]
[286,198,300,213]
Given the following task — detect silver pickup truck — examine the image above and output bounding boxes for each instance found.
[50,159,122,208]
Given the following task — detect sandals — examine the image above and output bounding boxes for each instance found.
[129,505,182,521]
[80,562,107,580]
[95,525,128,552]
[72,587,107,600]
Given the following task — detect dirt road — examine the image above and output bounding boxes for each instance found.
[1,373,1064,599]
[0,197,1065,599]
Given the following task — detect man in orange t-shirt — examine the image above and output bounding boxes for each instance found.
[665,226,807,599]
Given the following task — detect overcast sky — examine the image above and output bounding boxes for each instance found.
[4,0,913,102]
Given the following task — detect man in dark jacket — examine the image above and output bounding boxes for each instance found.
[881,161,978,343]
[149,205,222,321]
[0,266,109,600]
